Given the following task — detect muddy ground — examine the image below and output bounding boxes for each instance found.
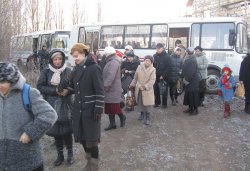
[41,95,250,171]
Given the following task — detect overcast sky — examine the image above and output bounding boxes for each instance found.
[62,0,188,29]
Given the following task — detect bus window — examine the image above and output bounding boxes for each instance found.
[191,24,200,47]
[151,24,168,48]
[51,34,69,50]
[236,23,248,54]
[201,23,234,50]
[17,37,25,51]
[24,36,32,51]
[100,26,124,48]
[124,25,150,49]
[86,32,92,45]
[78,27,85,43]
[169,28,189,54]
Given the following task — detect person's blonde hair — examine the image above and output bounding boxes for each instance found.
[70,43,90,55]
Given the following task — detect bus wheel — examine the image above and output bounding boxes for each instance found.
[206,69,220,94]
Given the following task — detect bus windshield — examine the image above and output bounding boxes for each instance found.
[236,23,248,54]
[191,23,235,50]
[51,34,69,50]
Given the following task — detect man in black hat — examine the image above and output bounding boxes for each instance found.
[153,43,171,108]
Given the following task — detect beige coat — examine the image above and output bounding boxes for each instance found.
[130,63,156,106]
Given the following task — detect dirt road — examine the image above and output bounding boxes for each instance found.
[42,95,250,171]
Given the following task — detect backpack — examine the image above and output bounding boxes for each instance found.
[22,83,31,111]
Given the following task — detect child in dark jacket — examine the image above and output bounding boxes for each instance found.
[218,66,236,118]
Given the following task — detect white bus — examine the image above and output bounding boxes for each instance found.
[10,30,70,64]
[69,17,248,93]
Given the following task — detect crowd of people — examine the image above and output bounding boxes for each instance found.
[1,41,250,171]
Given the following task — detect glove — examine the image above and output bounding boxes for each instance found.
[94,113,101,120]
[218,90,222,96]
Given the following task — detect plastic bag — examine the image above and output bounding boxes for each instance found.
[235,83,245,99]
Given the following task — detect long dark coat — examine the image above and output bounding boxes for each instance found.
[70,58,104,143]
[181,55,200,92]
[37,67,73,136]
[169,53,183,83]
[240,54,250,101]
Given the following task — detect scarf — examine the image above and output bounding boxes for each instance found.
[222,74,230,90]
[49,64,67,86]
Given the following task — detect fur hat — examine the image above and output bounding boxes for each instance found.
[125,45,133,51]
[124,50,135,57]
[70,43,90,55]
[0,62,20,84]
[104,46,116,57]
[144,55,154,63]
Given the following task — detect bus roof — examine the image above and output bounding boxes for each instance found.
[11,30,70,39]
[73,17,246,28]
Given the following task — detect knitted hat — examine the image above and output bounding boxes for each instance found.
[186,47,194,55]
[124,50,135,57]
[125,45,133,51]
[104,46,116,57]
[144,55,154,63]
[156,43,164,49]
[222,66,232,73]
[0,62,20,84]
[49,49,66,69]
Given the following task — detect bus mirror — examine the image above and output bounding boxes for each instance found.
[229,29,235,46]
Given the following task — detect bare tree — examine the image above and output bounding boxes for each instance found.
[97,0,102,22]
[72,0,86,25]
[43,0,53,30]
[25,0,40,32]
[53,1,65,29]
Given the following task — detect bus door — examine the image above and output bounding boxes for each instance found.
[168,27,189,55]
[85,31,100,53]
[38,34,52,51]
[32,38,39,52]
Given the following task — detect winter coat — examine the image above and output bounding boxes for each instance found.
[70,57,104,143]
[0,74,57,171]
[153,50,171,81]
[196,53,208,79]
[103,54,123,103]
[38,49,49,60]
[240,54,250,90]
[218,75,236,102]
[37,67,73,136]
[181,55,200,92]
[130,63,156,106]
[121,56,140,78]
[169,53,183,83]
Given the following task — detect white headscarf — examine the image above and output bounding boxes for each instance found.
[49,64,67,86]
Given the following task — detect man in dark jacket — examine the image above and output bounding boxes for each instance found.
[239,53,250,114]
[169,47,183,105]
[38,45,49,70]
[153,43,171,108]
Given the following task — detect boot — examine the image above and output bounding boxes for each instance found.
[227,104,231,116]
[104,115,117,131]
[118,113,126,127]
[183,107,193,113]
[138,112,144,121]
[54,150,64,166]
[189,108,199,116]
[224,104,229,118]
[144,112,150,125]
[67,149,74,165]
[175,97,178,104]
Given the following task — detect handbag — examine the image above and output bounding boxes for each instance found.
[158,80,167,95]
[126,89,136,109]
[121,75,133,91]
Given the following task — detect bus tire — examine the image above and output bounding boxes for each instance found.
[206,69,221,94]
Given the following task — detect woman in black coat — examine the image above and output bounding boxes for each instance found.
[181,47,200,115]
[70,43,104,169]
[37,50,74,166]
[239,53,250,114]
